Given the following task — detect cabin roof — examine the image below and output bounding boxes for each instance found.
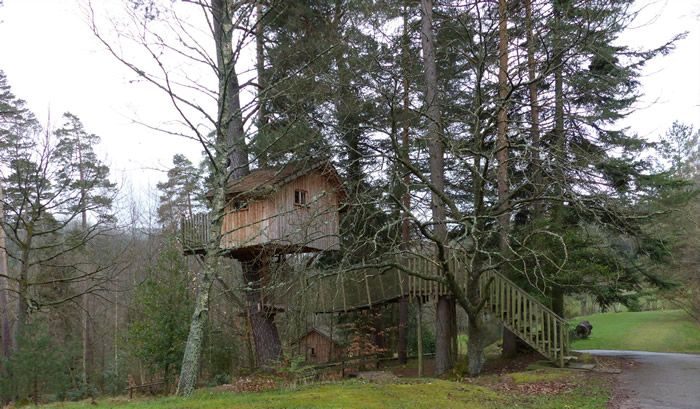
[295,326,343,345]
[226,160,345,200]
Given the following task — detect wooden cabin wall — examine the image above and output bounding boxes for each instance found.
[220,170,341,251]
[221,198,269,249]
[266,172,340,251]
[299,332,339,364]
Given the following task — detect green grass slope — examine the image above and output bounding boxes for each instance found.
[43,370,610,409]
[572,310,700,353]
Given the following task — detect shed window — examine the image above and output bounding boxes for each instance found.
[294,189,307,206]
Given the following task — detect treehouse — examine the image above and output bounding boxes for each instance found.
[181,160,345,259]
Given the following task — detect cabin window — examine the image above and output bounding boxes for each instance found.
[294,189,307,206]
[232,199,248,211]
[309,347,316,357]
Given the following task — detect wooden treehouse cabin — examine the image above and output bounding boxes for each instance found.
[181,160,345,259]
[180,160,573,369]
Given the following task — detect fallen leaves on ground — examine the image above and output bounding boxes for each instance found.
[216,376,279,393]
[489,375,577,396]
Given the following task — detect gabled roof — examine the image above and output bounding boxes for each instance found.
[296,326,343,345]
[226,160,346,200]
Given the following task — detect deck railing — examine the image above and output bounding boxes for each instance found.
[180,213,210,252]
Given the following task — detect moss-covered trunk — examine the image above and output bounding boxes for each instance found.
[176,237,217,396]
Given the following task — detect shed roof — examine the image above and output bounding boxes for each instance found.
[226,160,345,200]
[296,325,344,345]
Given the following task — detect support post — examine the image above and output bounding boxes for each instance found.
[417,297,423,377]
[398,296,408,364]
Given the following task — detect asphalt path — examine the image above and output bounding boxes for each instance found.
[577,350,700,409]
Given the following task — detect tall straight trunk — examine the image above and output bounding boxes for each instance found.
[242,258,282,368]
[0,185,11,359]
[334,29,363,191]
[15,223,32,342]
[113,285,119,379]
[178,0,251,395]
[525,0,542,215]
[495,0,519,359]
[552,286,565,317]
[436,296,457,372]
[496,0,510,253]
[255,0,268,167]
[553,3,564,166]
[78,138,92,387]
[397,8,411,365]
[461,31,491,375]
[81,292,91,385]
[551,0,566,315]
[214,0,249,180]
[419,0,454,375]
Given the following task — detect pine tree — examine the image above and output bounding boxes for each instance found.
[156,154,203,229]
[1,109,116,348]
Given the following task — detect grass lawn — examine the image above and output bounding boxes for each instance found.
[572,309,700,353]
[42,369,611,409]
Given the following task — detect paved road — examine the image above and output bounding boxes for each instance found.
[578,350,700,409]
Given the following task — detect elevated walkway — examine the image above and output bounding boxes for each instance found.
[306,258,570,367]
[179,217,570,367]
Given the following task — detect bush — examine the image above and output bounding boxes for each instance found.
[0,319,76,403]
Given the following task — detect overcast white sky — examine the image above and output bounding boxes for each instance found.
[0,0,699,204]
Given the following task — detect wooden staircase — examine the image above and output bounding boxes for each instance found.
[479,270,571,367]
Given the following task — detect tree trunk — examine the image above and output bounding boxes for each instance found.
[525,0,542,214]
[81,291,92,386]
[396,7,411,366]
[0,184,12,359]
[467,313,485,376]
[178,0,251,395]
[176,265,213,395]
[335,51,363,191]
[242,258,282,368]
[552,286,565,317]
[551,0,566,315]
[464,266,487,376]
[16,235,32,341]
[213,0,249,180]
[496,0,510,253]
[435,296,455,375]
[494,0,521,360]
[420,0,452,376]
[255,0,268,167]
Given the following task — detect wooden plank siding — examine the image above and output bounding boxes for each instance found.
[220,170,341,252]
[297,330,342,364]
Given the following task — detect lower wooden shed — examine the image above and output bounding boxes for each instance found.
[295,327,344,364]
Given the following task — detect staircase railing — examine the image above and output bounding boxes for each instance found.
[479,270,569,367]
